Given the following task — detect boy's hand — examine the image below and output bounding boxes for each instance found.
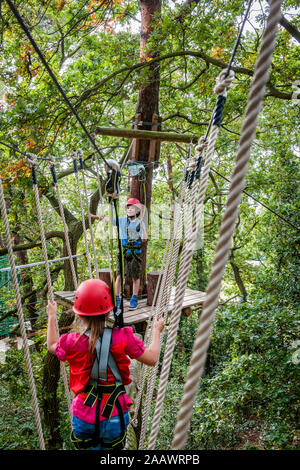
[90,213,100,220]
[47,300,57,318]
[153,316,165,333]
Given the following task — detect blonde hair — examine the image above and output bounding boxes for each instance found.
[79,314,108,360]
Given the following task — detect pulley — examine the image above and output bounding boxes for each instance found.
[127,161,146,182]
[105,159,121,199]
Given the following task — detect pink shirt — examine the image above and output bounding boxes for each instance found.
[56,327,145,423]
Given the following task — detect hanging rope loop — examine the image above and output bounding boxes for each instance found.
[214,68,235,96]
[195,136,208,154]
[26,152,38,167]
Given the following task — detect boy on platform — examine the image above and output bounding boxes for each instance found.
[91,198,147,310]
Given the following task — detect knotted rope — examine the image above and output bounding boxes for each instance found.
[48,158,78,289]
[29,157,72,417]
[73,156,93,278]
[76,150,99,277]
[171,0,282,449]
[0,172,45,450]
[146,69,234,450]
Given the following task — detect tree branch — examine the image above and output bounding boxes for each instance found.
[0,230,65,257]
[75,50,293,106]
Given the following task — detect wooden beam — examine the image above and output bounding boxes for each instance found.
[94,126,198,144]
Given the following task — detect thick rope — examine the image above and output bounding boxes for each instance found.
[49,160,78,289]
[93,153,113,278]
[30,160,72,416]
[146,67,234,449]
[73,156,93,278]
[0,174,46,450]
[145,141,210,449]
[131,230,173,421]
[134,152,192,425]
[77,151,99,277]
[137,163,190,448]
[171,0,282,449]
[139,145,206,449]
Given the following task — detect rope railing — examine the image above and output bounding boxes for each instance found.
[145,68,234,450]
[137,157,192,449]
[29,158,73,418]
[77,151,100,277]
[48,159,78,290]
[73,156,93,278]
[0,172,46,450]
[171,0,282,449]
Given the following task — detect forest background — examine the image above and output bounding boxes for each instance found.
[0,0,299,450]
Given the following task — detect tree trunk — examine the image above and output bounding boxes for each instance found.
[130,0,162,292]
[230,257,247,302]
[42,232,78,448]
[12,230,38,332]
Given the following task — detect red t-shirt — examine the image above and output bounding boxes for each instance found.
[56,327,145,423]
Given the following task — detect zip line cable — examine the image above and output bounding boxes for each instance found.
[0,140,32,159]
[0,253,85,273]
[225,0,254,76]
[211,168,300,231]
[175,143,299,232]
[5,0,111,170]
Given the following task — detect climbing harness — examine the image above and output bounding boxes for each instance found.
[122,216,142,261]
[71,328,127,450]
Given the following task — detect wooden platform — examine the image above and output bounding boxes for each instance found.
[54,287,206,327]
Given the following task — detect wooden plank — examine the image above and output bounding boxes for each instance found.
[54,287,206,326]
[94,126,198,144]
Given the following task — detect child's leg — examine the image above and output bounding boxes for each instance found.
[115,274,121,296]
[132,277,140,296]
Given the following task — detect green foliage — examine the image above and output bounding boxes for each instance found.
[149,294,299,450]
[0,0,299,451]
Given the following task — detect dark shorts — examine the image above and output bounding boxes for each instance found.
[117,252,141,279]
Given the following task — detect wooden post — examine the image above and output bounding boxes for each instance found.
[94,126,198,143]
[131,113,141,161]
[148,113,159,163]
[98,268,113,288]
[147,271,162,306]
[181,306,192,317]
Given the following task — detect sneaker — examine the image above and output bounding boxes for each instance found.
[128,295,138,310]
[116,295,121,308]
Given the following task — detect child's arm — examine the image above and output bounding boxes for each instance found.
[136,317,164,366]
[90,213,109,223]
[90,213,100,220]
[47,301,59,354]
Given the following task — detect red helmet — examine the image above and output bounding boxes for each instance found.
[126,198,141,210]
[73,279,114,316]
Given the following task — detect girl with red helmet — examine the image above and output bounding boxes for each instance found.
[47,278,164,450]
